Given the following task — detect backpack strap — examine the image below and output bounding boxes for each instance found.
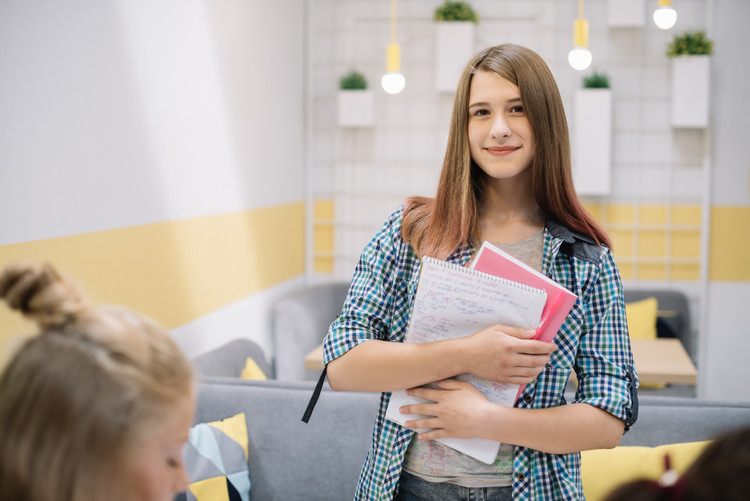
[301,364,327,423]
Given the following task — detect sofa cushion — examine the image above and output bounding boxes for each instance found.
[625,296,658,339]
[182,412,251,501]
[191,339,272,379]
[240,357,267,380]
[581,440,710,501]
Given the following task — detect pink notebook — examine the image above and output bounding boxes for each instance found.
[470,241,577,401]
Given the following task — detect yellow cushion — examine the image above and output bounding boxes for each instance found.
[240,357,267,380]
[581,440,710,501]
[625,297,658,339]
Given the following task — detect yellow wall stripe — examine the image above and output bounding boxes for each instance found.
[710,206,750,281]
[0,202,305,346]
[313,199,334,273]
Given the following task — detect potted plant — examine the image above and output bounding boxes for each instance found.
[667,31,714,128]
[582,71,611,89]
[573,71,612,196]
[434,1,478,22]
[434,1,478,93]
[337,70,374,128]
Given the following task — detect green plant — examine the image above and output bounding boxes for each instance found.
[434,1,478,23]
[666,30,714,57]
[339,70,368,90]
[582,71,610,89]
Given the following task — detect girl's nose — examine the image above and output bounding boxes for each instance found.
[490,115,512,138]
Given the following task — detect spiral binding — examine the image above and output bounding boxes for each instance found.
[421,256,546,296]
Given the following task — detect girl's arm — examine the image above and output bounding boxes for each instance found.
[327,324,557,392]
[401,379,624,453]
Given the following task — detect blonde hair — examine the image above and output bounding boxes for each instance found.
[402,44,609,259]
[0,262,194,501]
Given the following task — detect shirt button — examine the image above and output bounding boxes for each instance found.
[524,395,533,403]
[517,473,526,481]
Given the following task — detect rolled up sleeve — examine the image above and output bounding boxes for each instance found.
[573,247,639,429]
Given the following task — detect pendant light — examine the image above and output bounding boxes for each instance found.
[653,0,677,30]
[568,0,592,71]
[381,0,405,94]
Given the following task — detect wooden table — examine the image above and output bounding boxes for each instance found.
[630,338,697,385]
[304,343,325,371]
[304,338,698,385]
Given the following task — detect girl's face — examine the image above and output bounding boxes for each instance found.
[120,391,195,501]
[467,71,535,183]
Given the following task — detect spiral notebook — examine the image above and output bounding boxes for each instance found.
[385,256,547,464]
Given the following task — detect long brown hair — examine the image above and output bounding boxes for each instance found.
[402,44,609,259]
[0,261,194,501]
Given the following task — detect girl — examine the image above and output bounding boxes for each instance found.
[322,44,638,500]
[0,261,195,501]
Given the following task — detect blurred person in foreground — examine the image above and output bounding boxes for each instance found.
[0,261,195,501]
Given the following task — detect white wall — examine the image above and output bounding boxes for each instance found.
[0,0,305,245]
[700,0,750,400]
[0,0,307,361]
[309,0,711,280]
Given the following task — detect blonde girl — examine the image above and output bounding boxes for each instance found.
[0,262,195,501]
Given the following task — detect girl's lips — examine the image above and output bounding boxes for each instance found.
[486,146,519,156]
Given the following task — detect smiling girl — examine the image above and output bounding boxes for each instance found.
[321,44,638,501]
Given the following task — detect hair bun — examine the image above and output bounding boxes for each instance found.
[0,261,88,329]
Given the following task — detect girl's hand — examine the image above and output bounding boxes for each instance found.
[463,324,557,384]
[400,379,499,441]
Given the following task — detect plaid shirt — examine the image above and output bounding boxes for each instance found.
[323,207,638,501]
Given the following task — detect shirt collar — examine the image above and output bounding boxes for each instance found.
[545,217,597,245]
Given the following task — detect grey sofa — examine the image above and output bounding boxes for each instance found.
[189,339,750,501]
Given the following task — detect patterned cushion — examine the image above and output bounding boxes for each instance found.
[182,413,250,501]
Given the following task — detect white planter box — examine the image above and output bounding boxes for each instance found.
[671,55,711,128]
[435,22,475,93]
[607,0,645,27]
[337,90,374,128]
[573,89,612,196]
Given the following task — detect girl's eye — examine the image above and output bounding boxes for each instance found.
[509,105,524,113]
[472,109,490,117]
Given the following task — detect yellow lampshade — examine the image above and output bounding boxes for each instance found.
[386,43,401,73]
[574,18,589,48]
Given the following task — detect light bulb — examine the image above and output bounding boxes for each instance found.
[653,6,677,29]
[381,72,405,94]
[568,47,592,71]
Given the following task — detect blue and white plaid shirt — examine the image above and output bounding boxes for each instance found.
[323,207,638,500]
